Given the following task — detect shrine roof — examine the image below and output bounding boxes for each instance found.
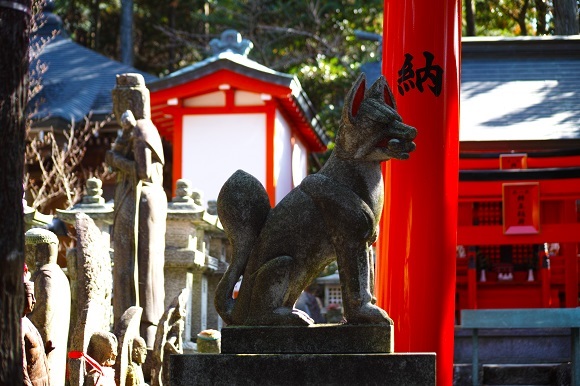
[155,51,294,88]
[461,36,580,149]
[29,7,157,129]
[362,36,580,151]
[147,33,329,151]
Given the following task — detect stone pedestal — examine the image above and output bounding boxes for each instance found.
[170,324,436,385]
[221,324,394,354]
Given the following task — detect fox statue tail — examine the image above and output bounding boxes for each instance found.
[214,170,271,325]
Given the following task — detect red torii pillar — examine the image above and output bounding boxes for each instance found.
[377,1,461,385]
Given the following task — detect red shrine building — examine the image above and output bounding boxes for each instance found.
[147,30,328,206]
[455,37,580,315]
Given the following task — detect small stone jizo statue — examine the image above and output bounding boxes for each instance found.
[25,228,71,386]
[22,280,53,386]
[83,332,118,386]
[126,336,148,386]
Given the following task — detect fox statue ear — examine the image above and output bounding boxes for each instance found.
[344,73,366,121]
[367,75,397,110]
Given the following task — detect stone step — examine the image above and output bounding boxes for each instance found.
[172,353,436,385]
[483,364,570,386]
[453,363,571,386]
[455,328,571,364]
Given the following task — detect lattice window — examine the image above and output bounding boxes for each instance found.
[512,244,535,266]
[324,285,343,308]
[473,201,502,226]
[471,201,540,273]
[479,245,501,267]
[472,244,538,272]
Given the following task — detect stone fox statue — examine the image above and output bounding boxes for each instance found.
[215,73,417,326]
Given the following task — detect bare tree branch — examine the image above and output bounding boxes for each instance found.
[24,115,112,213]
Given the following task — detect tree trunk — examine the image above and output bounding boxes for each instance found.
[0,1,31,384]
[517,0,530,35]
[168,2,177,73]
[554,0,579,35]
[92,0,101,50]
[120,0,133,65]
[535,0,548,34]
[465,0,476,36]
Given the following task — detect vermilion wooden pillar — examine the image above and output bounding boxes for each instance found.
[563,200,579,308]
[378,1,461,385]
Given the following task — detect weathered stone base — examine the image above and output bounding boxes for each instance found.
[171,324,435,385]
[170,352,436,385]
[221,324,394,354]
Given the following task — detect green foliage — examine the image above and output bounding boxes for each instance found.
[467,0,559,36]
[53,0,210,73]
[176,0,383,157]
[51,1,577,168]
[53,0,383,168]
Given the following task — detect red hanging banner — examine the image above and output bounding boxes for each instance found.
[502,182,541,235]
[378,1,461,385]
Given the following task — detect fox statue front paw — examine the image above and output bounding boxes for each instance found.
[244,306,314,326]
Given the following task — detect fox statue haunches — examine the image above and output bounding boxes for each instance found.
[215,73,417,326]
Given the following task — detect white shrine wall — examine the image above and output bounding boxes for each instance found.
[273,110,309,204]
[181,113,267,205]
[292,136,308,188]
[274,110,293,204]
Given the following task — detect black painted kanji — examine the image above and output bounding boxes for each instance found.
[397,51,444,97]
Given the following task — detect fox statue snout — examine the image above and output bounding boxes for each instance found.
[215,73,416,327]
[335,73,417,162]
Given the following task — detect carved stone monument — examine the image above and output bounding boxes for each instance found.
[171,74,435,385]
[165,179,229,348]
[107,73,167,347]
[215,73,417,327]
[22,280,51,386]
[68,213,113,386]
[113,306,143,386]
[151,289,187,386]
[25,228,71,386]
[57,178,114,334]
[164,179,203,351]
